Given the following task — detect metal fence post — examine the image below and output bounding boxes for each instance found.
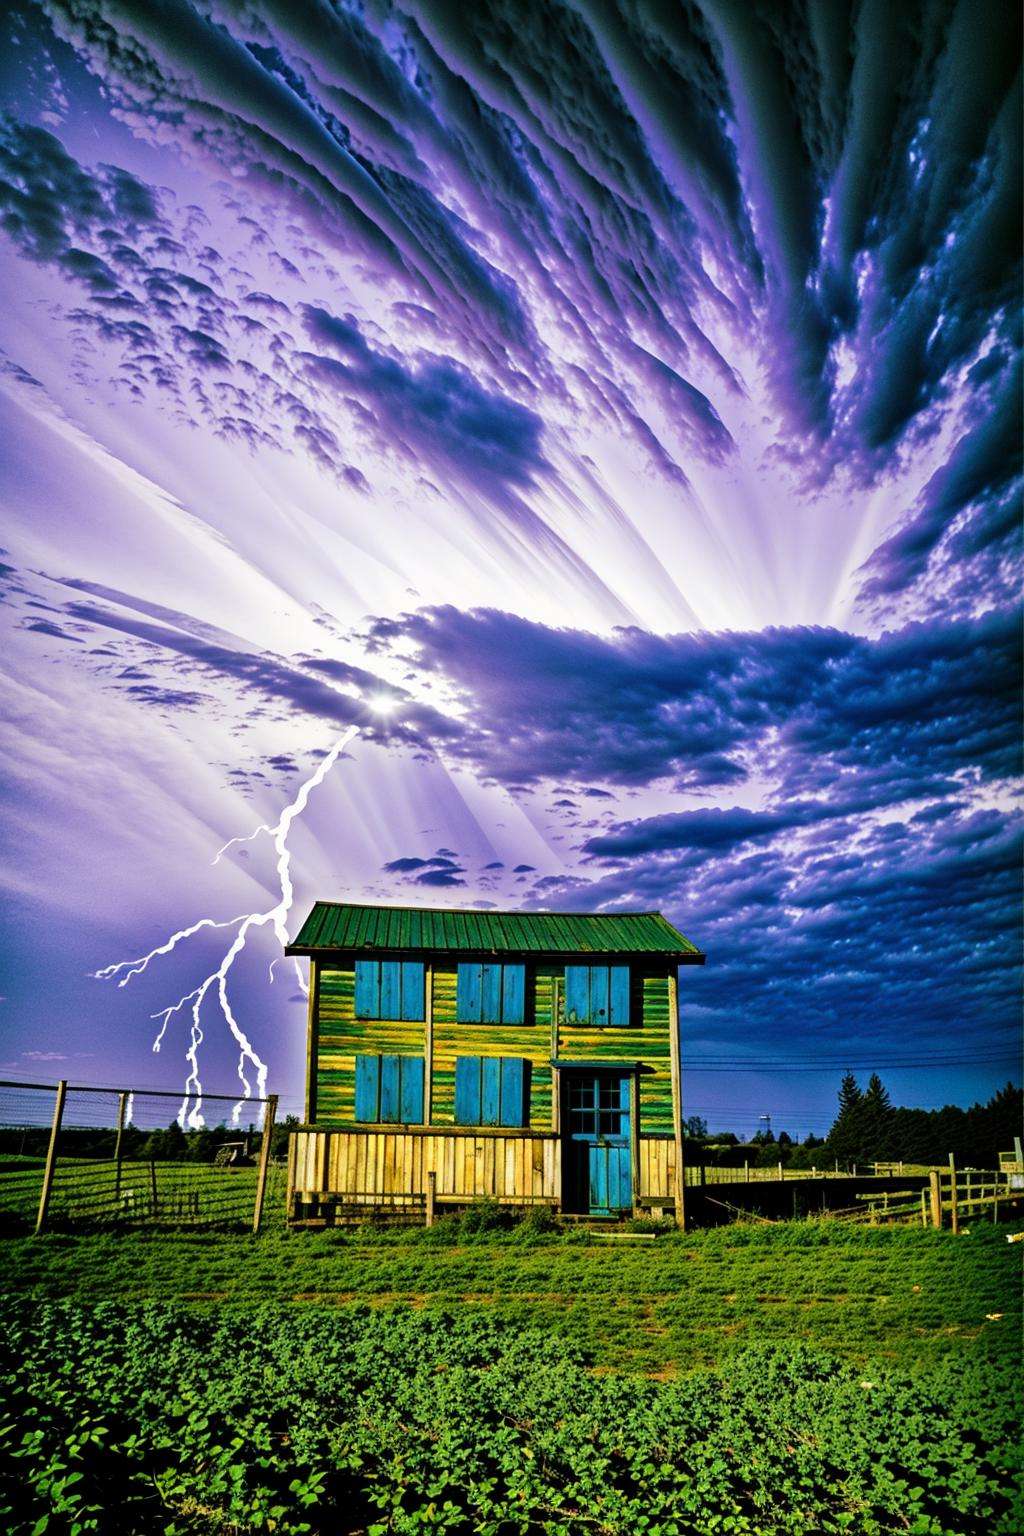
[34,1079,67,1235]
[252,1094,278,1234]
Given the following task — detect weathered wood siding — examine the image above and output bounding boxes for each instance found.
[431,963,556,1130]
[312,960,677,1135]
[637,1134,677,1203]
[315,966,425,1123]
[290,1127,559,1205]
[553,970,675,1134]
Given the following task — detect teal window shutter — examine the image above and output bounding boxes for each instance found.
[354,961,380,1018]
[609,965,631,1025]
[457,963,483,1022]
[379,962,402,1019]
[481,964,503,1023]
[591,965,610,1025]
[354,1055,380,1121]
[454,1056,482,1123]
[502,964,526,1024]
[400,962,425,1021]
[481,1057,502,1124]
[356,1054,424,1122]
[379,1055,401,1120]
[564,965,590,1024]
[399,1056,424,1123]
[499,1058,529,1127]
[564,965,631,1026]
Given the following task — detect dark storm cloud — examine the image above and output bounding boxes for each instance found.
[370,603,1020,795]
[364,597,1021,1057]
[12,0,1021,603]
[301,304,547,495]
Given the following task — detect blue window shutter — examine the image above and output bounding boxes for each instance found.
[481,1057,502,1125]
[354,1055,380,1121]
[591,965,610,1026]
[609,966,631,1026]
[454,1056,482,1123]
[379,1054,401,1121]
[502,964,526,1024]
[400,962,425,1021]
[499,1058,529,1127]
[400,1057,424,1123]
[564,966,590,1024]
[379,961,402,1019]
[481,963,503,1023]
[457,963,483,1023]
[354,961,380,1019]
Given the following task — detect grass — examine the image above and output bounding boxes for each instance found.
[0,1157,287,1226]
[5,1218,1020,1376]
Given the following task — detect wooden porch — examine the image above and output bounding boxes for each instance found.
[287,1126,679,1224]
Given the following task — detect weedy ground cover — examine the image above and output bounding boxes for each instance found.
[5,1219,1019,1373]
[1,1222,1020,1533]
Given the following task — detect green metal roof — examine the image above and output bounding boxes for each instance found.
[287,902,703,960]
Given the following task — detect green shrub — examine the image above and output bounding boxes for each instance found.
[0,1298,1019,1536]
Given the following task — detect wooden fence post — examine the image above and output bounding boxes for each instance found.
[34,1079,67,1235]
[113,1091,128,1205]
[425,1169,436,1228]
[948,1154,959,1235]
[252,1094,279,1234]
[929,1169,942,1229]
[778,1160,783,1182]
[744,1160,749,1183]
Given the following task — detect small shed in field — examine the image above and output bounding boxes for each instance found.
[284,902,704,1225]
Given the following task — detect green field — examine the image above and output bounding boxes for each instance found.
[2,1221,1021,1533]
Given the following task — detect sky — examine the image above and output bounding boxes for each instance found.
[0,0,1020,1136]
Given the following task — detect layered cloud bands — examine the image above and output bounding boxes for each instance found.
[0,0,1019,1101]
[370,604,1021,1054]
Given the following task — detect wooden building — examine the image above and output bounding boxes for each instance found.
[284,902,704,1225]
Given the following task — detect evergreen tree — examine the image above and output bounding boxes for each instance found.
[826,1073,864,1167]
[861,1074,895,1161]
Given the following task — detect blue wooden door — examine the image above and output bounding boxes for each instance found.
[563,1072,632,1215]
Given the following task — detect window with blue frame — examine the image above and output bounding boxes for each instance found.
[456,962,526,1024]
[454,1056,531,1127]
[563,964,631,1026]
[354,959,425,1020]
[354,1054,425,1123]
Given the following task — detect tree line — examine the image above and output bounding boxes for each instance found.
[685,1079,1021,1170]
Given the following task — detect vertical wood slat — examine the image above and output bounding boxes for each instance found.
[629,1074,641,1214]
[304,961,320,1123]
[667,970,686,1229]
[424,963,434,1123]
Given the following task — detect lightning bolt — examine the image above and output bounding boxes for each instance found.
[94,723,361,1129]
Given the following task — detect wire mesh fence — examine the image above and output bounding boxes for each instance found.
[0,1080,290,1232]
